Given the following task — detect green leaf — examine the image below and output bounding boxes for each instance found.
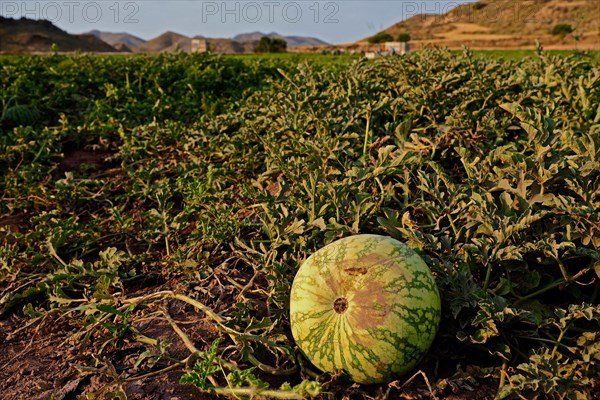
[492,277,512,296]
[96,304,124,316]
[180,338,221,390]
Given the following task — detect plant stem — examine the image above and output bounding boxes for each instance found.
[362,108,371,160]
[123,291,227,327]
[483,262,492,291]
[514,279,564,305]
[162,309,200,354]
[514,268,591,306]
[131,329,159,346]
[591,277,599,304]
[551,322,572,359]
[212,386,304,399]
[498,362,508,394]
[121,358,187,383]
[399,370,438,400]
[515,335,572,349]
[246,353,297,376]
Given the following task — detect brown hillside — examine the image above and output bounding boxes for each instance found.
[134,31,192,53]
[112,43,133,53]
[233,32,329,48]
[88,30,146,50]
[136,31,258,54]
[206,38,257,54]
[0,17,118,53]
[377,0,600,49]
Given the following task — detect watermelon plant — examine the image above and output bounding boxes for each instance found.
[1,48,599,399]
[290,234,441,384]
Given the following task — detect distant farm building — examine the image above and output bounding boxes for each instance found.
[383,42,410,55]
[365,41,410,59]
[191,38,208,53]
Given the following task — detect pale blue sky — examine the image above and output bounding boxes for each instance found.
[1,1,476,44]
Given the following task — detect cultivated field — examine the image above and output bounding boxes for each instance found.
[0,49,599,399]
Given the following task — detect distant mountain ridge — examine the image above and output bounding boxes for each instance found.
[126,30,329,53]
[233,31,329,47]
[0,16,118,53]
[93,29,329,52]
[0,16,329,54]
[88,30,146,49]
[134,31,190,53]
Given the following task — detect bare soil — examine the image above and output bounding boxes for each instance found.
[0,283,222,399]
[0,305,500,400]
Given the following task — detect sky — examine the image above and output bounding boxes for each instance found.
[1,1,476,44]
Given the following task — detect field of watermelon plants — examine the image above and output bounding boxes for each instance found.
[0,48,599,399]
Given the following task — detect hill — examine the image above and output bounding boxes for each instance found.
[283,35,329,48]
[373,0,600,49]
[88,30,147,50]
[0,17,118,53]
[134,31,191,53]
[233,31,329,48]
[206,38,257,54]
[134,32,257,54]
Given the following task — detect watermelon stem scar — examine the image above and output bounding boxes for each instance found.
[334,297,349,314]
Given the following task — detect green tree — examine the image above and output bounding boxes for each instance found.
[270,38,287,53]
[255,37,270,53]
[255,37,287,53]
[396,33,411,43]
[551,24,574,37]
[368,32,393,44]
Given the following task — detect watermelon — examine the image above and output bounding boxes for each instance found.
[289,234,441,384]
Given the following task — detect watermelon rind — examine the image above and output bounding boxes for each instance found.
[290,234,441,384]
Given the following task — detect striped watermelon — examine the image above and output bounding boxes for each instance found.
[290,234,441,384]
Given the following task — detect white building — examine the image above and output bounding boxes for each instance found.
[191,39,208,53]
[383,42,410,55]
